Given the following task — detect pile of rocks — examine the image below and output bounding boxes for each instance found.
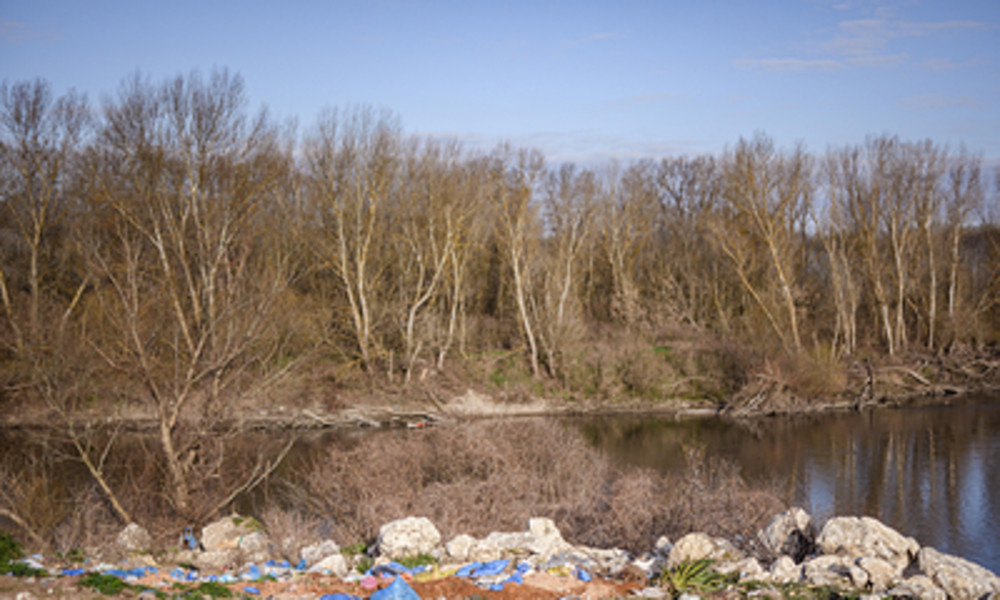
[12,509,999,598]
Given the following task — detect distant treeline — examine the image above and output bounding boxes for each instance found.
[2,69,998,521]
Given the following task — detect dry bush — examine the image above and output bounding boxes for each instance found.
[279,420,783,556]
[261,506,324,560]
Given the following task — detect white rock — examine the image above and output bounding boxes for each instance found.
[667,532,744,569]
[856,556,899,592]
[654,536,673,557]
[815,516,918,573]
[116,523,153,553]
[444,534,476,562]
[917,546,1000,600]
[192,549,239,571]
[758,507,815,562]
[887,574,947,600]
[308,552,349,577]
[301,540,340,565]
[769,555,801,583]
[802,555,868,589]
[376,516,441,559]
[201,515,269,552]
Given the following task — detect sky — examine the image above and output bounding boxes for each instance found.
[2,0,999,165]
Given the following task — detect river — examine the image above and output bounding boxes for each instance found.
[572,396,1000,574]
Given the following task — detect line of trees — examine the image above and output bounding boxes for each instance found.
[1,70,998,523]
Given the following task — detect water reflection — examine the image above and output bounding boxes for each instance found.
[573,398,1000,574]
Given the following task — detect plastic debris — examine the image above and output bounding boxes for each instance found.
[169,567,187,580]
[61,568,85,577]
[471,559,509,577]
[360,574,379,591]
[369,576,421,600]
[295,558,307,570]
[182,526,202,551]
[243,563,261,580]
[244,585,261,595]
[575,566,592,582]
[320,595,362,600]
[454,562,482,578]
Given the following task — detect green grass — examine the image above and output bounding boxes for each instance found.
[396,553,437,569]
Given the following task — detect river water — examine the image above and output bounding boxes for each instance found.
[571,396,1000,574]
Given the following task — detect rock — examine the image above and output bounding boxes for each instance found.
[758,507,816,562]
[769,555,801,584]
[887,574,947,600]
[307,552,349,577]
[301,540,340,565]
[466,539,502,562]
[917,546,1000,600]
[376,516,441,559]
[116,523,153,554]
[856,556,899,592]
[637,587,670,599]
[444,534,476,562]
[667,533,744,569]
[654,535,672,557]
[481,517,574,560]
[815,516,918,573]
[802,555,867,589]
[192,549,239,571]
[201,515,270,553]
[714,557,764,581]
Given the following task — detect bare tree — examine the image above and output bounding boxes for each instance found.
[83,70,293,520]
[716,134,811,353]
[492,145,545,377]
[307,106,400,371]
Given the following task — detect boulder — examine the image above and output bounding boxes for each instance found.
[758,507,816,562]
[917,546,1000,600]
[887,574,947,600]
[376,516,441,559]
[802,555,868,589]
[116,523,152,554]
[201,515,270,553]
[815,516,918,573]
[192,549,238,571]
[667,532,744,569]
[444,534,476,562]
[307,552,349,577]
[856,556,899,592]
[768,555,801,584]
[301,540,340,565]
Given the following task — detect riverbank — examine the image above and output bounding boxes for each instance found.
[3,347,998,432]
[3,510,999,599]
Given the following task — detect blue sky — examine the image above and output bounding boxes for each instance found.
[2,0,998,164]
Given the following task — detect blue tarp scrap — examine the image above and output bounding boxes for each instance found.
[242,563,261,580]
[295,558,307,570]
[454,561,482,578]
[369,576,421,600]
[244,585,261,595]
[471,559,509,577]
[61,568,85,577]
[575,566,592,582]
[319,595,362,600]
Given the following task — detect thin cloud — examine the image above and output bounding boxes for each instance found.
[901,94,978,111]
[734,58,845,72]
[563,32,622,47]
[739,15,991,75]
[630,92,683,104]
[0,19,57,45]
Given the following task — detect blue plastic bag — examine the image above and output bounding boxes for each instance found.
[455,562,482,577]
[244,586,261,595]
[472,559,509,577]
[369,576,421,600]
[575,566,592,582]
[319,595,362,600]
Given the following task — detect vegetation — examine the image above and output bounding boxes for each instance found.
[1,68,998,549]
[658,558,733,595]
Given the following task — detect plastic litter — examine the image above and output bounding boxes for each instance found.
[575,566,592,582]
[360,574,379,591]
[244,586,261,595]
[169,567,187,580]
[319,595,362,600]
[243,563,261,580]
[182,526,202,551]
[369,576,421,600]
[295,558,307,570]
[471,559,509,577]
[61,568,85,577]
[454,562,482,578]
